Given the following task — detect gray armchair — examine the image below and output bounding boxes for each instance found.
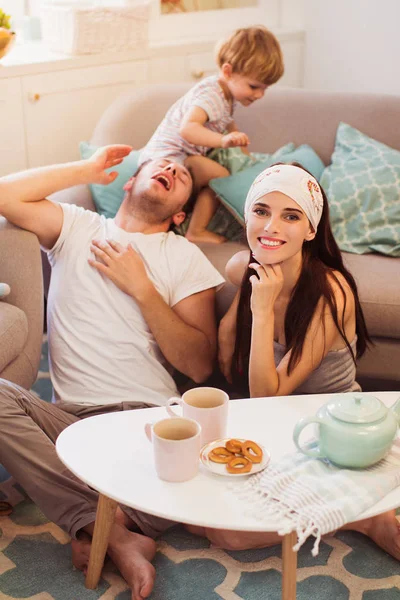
[0,218,43,390]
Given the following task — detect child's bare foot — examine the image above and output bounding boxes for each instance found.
[344,510,400,560]
[186,230,226,244]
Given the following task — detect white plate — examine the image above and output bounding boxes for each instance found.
[200,438,271,477]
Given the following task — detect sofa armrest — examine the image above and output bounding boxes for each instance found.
[0,219,43,389]
[0,303,28,372]
[48,184,96,212]
[196,241,247,319]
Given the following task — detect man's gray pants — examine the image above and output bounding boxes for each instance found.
[0,379,175,539]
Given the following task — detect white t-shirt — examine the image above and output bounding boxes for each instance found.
[46,204,225,407]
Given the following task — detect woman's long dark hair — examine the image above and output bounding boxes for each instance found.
[231,164,371,392]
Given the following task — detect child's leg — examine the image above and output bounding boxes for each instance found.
[185,155,229,244]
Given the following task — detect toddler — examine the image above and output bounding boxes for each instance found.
[139,26,284,243]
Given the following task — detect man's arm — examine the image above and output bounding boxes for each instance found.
[0,145,132,249]
[89,239,217,382]
[141,288,217,383]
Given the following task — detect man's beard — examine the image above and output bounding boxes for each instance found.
[129,191,177,225]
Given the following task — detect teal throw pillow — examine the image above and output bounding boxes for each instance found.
[209,144,325,225]
[320,123,400,257]
[79,141,140,218]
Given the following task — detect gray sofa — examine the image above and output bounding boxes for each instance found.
[2,85,400,393]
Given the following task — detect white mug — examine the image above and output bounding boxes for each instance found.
[145,417,201,482]
[166,387,229,447]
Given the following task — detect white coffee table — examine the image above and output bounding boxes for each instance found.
[56,391,400,599]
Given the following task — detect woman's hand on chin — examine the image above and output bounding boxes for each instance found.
[249,263,283,319]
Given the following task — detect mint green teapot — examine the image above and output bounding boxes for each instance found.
[293,393,400,468]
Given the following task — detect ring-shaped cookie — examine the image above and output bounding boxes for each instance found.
[226,456,252,474]
[241,440,263,463]
[226,438,243,454]
[208,447,233,464]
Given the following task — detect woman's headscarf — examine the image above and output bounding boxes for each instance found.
[244,164,324,232]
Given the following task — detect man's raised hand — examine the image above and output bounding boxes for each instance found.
[88,145,133,185]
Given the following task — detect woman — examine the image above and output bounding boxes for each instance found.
[219,162,368,397]
[188,164,400,559]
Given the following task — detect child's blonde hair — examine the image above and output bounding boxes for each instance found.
[216,25,284,86]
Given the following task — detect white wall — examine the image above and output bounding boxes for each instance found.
[303,0,400,95]
[280,0,304,28]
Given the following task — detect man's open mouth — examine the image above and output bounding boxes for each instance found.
[152,173,172,190]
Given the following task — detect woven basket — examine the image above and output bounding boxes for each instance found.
[41,3,150,55]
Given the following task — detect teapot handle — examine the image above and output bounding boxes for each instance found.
[293,416,327,459]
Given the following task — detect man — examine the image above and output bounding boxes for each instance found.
[0,145,224,600]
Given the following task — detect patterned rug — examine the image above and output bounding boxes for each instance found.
[1,339,400,599]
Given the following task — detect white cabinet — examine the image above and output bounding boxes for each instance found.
[186,51,218,82]
[150,55,187,84]
[150,36,305,88]
[0,30,304,173]
[0,79,27,176]
[22,60,149,167]
[150,50,217,84]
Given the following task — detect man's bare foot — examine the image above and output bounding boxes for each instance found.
[186,230,226,244]
[344,510,400,560]
[71,532,92,574]
[107,524,157,600]
[73,524,156,599]
[0,501,13,516]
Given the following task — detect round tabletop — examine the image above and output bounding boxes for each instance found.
[56,391,400,532]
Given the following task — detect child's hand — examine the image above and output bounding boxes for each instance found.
[221,131,250,148]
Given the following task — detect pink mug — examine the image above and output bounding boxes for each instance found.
[166,387,229,447]
[145,417,201,482]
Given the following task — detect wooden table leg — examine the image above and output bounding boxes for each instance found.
[85,494,118,589]
[282,531,297,600]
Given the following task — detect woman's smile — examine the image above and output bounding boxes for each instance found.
[258,236,286,250]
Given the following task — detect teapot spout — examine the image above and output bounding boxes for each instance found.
[390,397,400,424]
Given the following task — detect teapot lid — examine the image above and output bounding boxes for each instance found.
[327,393,387,424]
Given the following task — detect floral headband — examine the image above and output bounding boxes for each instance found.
[244,164,324,232]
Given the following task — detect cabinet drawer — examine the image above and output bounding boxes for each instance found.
[187,52,217,82]
[150,55,187,84]
[150,51,217,84]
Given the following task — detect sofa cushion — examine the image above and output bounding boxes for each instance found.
[0,303,28,371]
[321,123,400,257]
[343,252,400,339]
[209,144,325,225]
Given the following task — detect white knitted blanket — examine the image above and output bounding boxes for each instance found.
[231,439,400,555]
